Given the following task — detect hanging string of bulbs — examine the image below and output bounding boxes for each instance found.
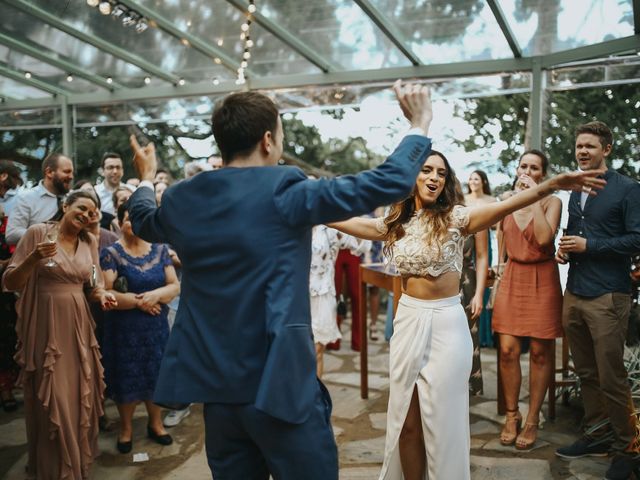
[236,0,256,85]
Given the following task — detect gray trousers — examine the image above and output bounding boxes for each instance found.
[563,290,636,451]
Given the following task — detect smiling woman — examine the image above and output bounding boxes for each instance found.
[1,189,116,479]
[329,151,606,480]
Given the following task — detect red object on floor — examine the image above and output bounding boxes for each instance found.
[334,249,362,351]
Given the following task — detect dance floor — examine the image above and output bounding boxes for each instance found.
[0,314,609,479]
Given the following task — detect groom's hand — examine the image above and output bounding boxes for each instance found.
[130,134,157,182]
[393,80,433,135]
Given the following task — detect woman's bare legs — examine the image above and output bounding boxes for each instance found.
[499,334,523,443]
[399,386,426,480]
[516,338,554,448]
[144,400,169,435]
[116,402,138,442]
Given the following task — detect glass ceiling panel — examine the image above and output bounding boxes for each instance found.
[0,107,60,128]
[0,46,100,94]
[257,0,411,69]
[136,0,321,77]
[497,0,635,56]
[0,77,52,101]
[23,0,234,84]
[0,3,153,88]
[74,95,225,126]
[368,0,513,64]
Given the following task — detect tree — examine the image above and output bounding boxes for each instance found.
[452,83,640,180]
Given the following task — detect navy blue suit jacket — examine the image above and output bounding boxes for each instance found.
[128,134,432,423]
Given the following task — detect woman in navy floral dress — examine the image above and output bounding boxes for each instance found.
[100,205,179,453]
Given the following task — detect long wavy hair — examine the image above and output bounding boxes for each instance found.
[383,150,463,258]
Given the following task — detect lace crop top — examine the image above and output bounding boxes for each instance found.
[375,205,471,277]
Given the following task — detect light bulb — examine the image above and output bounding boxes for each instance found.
[98,1,112,15]
[66,74,74,82]
[106,77,113,84]
[86,0,99,6]
[214,57,221,64]
[144,76,151,84]
[248,4,256,13]
[178,78,185,86]
[24,71,32,79]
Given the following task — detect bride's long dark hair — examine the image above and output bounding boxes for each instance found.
[383,150,463,257]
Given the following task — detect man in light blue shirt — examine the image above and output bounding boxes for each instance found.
[6,153,74,246]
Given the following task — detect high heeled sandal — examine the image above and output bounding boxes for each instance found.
[500,409,522,446]
[515,422,539,450]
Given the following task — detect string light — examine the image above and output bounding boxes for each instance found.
[106,77,113,84]
[235,0,255,86]
[144,76,151,85]
[24,71,32,79]
[98,1,112,14]
[178,78,186,86]
[86,1,150,34]
[212,77,220,85]
[66,74,74,82]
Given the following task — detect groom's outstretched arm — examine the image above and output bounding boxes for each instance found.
[274,82,433,227]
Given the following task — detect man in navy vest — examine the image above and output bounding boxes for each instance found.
[127,81,433,479]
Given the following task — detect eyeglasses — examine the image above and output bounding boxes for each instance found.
[104,165,123,171]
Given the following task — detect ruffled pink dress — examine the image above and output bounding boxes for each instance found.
[2,224,105,480]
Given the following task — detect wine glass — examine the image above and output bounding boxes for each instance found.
[44,221,59,267]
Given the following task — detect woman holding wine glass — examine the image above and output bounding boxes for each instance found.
[491,150,564,450]
[2,189,116,480]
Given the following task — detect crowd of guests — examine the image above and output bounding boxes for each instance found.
[0,85,638,480]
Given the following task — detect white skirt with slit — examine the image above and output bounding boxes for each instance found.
[379,294,473,480]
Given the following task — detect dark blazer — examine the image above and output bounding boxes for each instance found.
[128,134,432,423]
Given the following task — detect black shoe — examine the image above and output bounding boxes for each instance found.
[99,415,114,432]
[555,436,610,459]
[147,426,173,446]
[605,454,640,480]
[116,439,132,454]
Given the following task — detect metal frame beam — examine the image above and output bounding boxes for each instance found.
[118,0,248,75]
[61,96,73,156]
[0,62,71,97]
[634,0,640,35]
[5,0,180,84]
[529,58,544,150]
[224,0,341,73]
[542,35,640,68]
[486,0,522,58]
[0,57,532,110]
[1,34,638,112]
[353,0,422,66]
[0,32,123,91]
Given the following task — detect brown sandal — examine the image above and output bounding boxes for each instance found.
[515,422,538,450]
[500,409,522,446]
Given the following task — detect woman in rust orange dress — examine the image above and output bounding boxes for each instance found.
[492,150,563,451]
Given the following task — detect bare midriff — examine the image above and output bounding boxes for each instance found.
[402,270,460,300]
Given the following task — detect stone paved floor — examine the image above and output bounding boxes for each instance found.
[0,325,608,479]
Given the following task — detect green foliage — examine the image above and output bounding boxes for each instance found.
[282,114,384,175]
[0,129,62,179]
[453,84,640,181]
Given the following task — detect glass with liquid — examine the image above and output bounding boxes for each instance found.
[44,221,59,267]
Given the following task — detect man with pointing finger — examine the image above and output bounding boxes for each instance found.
[555,121,640,480]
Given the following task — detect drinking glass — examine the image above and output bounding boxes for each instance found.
[44,221,59,267]
[560,228,570,261]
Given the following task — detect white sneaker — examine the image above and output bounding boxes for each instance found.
[163,406,191,428]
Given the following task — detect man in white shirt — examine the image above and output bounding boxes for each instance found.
[0,160,23,217]
[95,152,129,217]
[6,153,73,246]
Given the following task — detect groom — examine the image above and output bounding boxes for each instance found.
[127,81,433,479]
